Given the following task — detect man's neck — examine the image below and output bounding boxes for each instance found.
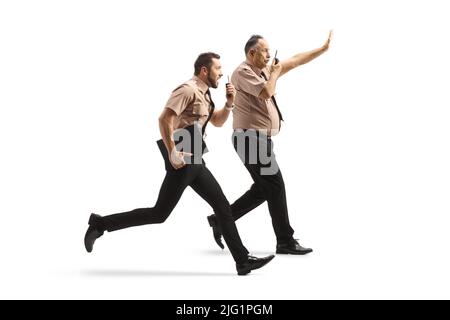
[193,75,210,92]
[245,60,263,74]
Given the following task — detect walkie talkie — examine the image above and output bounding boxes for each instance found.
[226,75,233,98]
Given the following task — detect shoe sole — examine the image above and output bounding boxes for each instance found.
[84,232,94,253]
[214,238,225,250]
[85,243,93,253]
[237,269,250,276]
[237,255,275,276]
[276,249,313,255]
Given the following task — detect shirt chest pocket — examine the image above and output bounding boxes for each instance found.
[191,100,210,117]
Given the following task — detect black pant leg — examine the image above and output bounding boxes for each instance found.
[227,132,267,221]
[244,162,294,243]
[230,183,266,220]
[233,131,295,244]
[102,166,200,232]
[190,166,249,264]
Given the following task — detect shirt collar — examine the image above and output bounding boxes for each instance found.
[192,76,209,94]
[244,61,265,77]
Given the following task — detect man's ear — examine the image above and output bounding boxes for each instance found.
[201,66,208,76]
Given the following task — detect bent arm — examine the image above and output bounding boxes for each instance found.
[158,108,177,154]
[259,68,281,100]
[210,104,232,127]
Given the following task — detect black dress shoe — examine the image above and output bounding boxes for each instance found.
[236,255,275,276]
[276,239,313,255]
[207,215,224,249]
[84,213,104,253]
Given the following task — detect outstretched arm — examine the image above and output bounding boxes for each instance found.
[279,30,333,77]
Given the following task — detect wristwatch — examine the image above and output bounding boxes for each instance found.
[226,103,235,111]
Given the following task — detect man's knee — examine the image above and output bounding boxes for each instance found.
[146,206,172,224]
[214,198,230,214]
[154,213,170,224]
[257,176,285,199]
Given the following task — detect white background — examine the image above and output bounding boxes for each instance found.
[1,0,449,299]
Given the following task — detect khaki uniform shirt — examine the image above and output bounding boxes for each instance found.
[164,76,212,131]
[231,62,280,136]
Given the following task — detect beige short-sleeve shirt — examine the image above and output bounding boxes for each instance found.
[231,62,280,136]
[164,76,212,130]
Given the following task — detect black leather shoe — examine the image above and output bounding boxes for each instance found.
[207,215,224,249]
[276,239,313,255]
[236,255,275,276]
[84,213,104,253]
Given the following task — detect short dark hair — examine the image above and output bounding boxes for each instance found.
[244,35,264,55]
[194,52,220,76]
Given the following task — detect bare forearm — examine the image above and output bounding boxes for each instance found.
[281,46,327,76]
[294,46,327,66]
[211,105,232,127]
[260,69,281,99]
[158,116,175,154]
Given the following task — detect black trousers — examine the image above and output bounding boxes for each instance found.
[100,163,249,264]
[230,130,295,244]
